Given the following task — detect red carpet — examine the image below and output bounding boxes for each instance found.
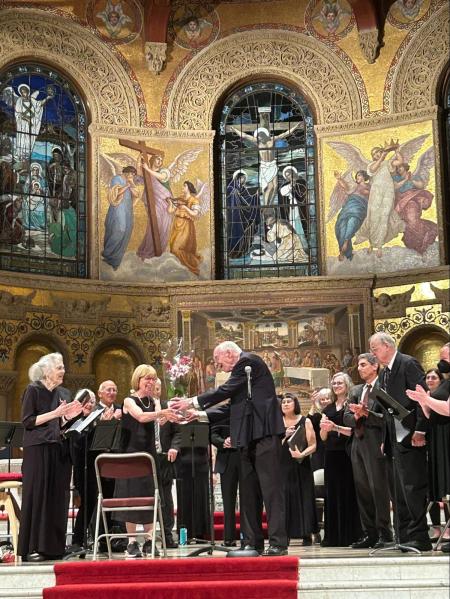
[44,557,299,599]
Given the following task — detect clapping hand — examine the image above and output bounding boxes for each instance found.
[160,408,184,423]
[56,399,82,420]
[320,414,334,432]
[349,403,368,420]
[406,385,430,405]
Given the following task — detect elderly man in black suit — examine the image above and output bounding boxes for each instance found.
[343,353,392,549]
[369,332,430,552]
[170,341,287,555]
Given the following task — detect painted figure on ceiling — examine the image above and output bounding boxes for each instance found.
[327,134,433,259]
[96,1,132,38]
[102,164,140,270]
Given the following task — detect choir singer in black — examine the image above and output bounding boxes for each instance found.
[170,341,288,556]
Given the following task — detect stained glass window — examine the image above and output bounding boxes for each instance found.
[217,82,318,279]
[0,64,87,277]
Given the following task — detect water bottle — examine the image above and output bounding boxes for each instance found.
[179,527,187,546]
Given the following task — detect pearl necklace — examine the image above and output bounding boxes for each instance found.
[137,396,151,409]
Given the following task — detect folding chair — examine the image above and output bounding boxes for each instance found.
[434,495,450,550]
[0,472,22,561]
[93,452,167,559]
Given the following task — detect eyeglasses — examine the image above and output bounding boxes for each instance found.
[331,381,344,386]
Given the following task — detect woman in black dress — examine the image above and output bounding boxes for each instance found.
[18,353,82,561]
[114,364,177,557]
[280,393,319,545]
[407,344,450,552]
[320,371,361,547]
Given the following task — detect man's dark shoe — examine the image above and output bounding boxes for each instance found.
[302,536,312,546]
[223,540,237,547]
[26,552,46,562]
[440,542,450,553]
[407,539,432,552]
[263,545,288,556]
[352,536,377,549]
[242,544,264,554]
[165,539,178,549]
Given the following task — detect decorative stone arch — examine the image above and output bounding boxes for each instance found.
[12,331,70,370]
[89,336,145,373]
[0,7,141,126]
[167,30,363,129]
[391,3,450,113]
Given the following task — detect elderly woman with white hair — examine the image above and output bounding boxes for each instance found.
[18,353,82,562]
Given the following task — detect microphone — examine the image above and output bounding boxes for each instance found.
[245,365,252,399]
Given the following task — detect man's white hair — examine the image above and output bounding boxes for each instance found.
[215,341,242,355]
[369,332,396,349]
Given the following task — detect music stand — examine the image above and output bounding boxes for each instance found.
[0,422,23,545]
[62,408,107,560]
[178,423,231,557]
[368,387,420,556]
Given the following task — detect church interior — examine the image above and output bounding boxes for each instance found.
[0,0,449,596]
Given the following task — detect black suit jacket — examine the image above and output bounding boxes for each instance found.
[211,423,238,474]
[380,351,428,447]
[197,352,284,448]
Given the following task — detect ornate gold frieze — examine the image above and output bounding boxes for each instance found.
[374,305,449,343]
[166,29,363,129]
[372,287,415,319]
[50,295,111,324]
[0,290,36,319]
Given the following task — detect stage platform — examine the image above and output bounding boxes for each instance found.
[1,543,448,599]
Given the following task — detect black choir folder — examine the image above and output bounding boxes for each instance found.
[287,425,307,462]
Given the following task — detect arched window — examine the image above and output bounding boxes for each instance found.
[217,82,318,279]
[0,63,88,277]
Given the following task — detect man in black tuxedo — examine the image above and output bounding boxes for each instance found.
[171,341,287,555]
[369,332,430,551]
[211,421,241,547]
[343,353,392,549]
[153,379,181,549]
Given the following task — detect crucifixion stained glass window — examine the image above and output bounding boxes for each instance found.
[218,82,318,279]
[0,64,87,277]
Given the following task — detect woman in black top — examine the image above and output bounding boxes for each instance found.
[113,364,177,558]
[320,371,361,547]
[18,353,82,561]
[280,393,319,545]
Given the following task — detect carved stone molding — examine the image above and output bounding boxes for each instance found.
[145,41,167,74]
[50,294,111,324]
[0,7,141,127]
[358,29,379,64]
[167,30,363,129]
[0,290,36,319]
[128,299,171,324]
[391,4,449,113]
[372,287,415,319]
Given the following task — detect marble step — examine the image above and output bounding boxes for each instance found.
[298,556,449,599]
[0,565,55,599]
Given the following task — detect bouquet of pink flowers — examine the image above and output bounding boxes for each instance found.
[162,339,193,399]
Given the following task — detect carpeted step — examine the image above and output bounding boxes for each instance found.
[53,557,298,587]
[44,579,297,599]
